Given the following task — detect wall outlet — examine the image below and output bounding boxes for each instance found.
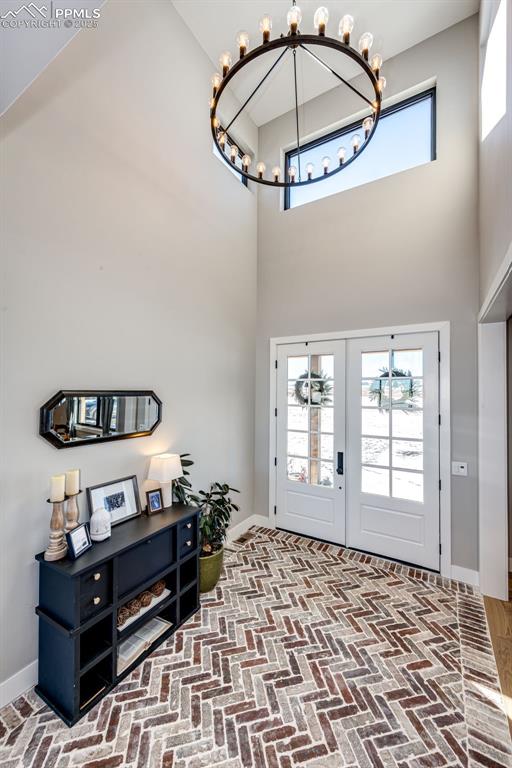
[451,461,468,477]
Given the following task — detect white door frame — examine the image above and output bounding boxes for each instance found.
[269,321,451,579]
[478,322,508,600]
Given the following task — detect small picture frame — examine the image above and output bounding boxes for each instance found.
[66,523,92,560]
[146,488,164,516]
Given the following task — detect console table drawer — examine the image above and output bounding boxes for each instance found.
[117,530,173,596]
[179,518,197,556]
[80,565,111,621]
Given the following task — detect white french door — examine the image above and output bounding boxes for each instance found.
[274,331,441,571]
[276,341,346,544]
[346,333,440,570]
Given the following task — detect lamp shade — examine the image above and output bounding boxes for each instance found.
[148,453,182,483]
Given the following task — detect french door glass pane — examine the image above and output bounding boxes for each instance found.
[362,466,389,496]
[362,437,389,466]
[392,470,423,502]
[288,406,308,431]
[320,434,334,460]
[362,378,390,408]
[320,461,334,486]
[392,349,423,376]
[320,407,333,433]
[310,460,334,487]
[310,354,334,378]
[287,431,308,458]
[392,410,423,439]
[392,440,423,470]
[288,356,308,379]
[391,378,423,409]
[288,457,308,483]
[362,351,389,378]
[362,408,389,437]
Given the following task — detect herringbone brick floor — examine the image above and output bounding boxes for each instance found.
[1,527,511,768]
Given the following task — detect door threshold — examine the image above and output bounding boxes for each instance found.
[276,527,440,575]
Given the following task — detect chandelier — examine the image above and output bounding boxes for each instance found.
[209,2,386,188]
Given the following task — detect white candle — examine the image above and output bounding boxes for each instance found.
[50,474,65,502]
[65,469,80,496]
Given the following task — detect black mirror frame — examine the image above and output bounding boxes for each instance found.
[39,390,162,449]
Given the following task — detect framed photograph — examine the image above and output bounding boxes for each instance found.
[86,475,141,527]
[66,523,92,560]
[146,488,164,516]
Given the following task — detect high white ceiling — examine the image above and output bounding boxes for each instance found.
[172,0,478,126]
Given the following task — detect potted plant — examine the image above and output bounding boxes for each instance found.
[190,483,239,593]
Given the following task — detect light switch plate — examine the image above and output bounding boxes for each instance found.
[451,461,468,477]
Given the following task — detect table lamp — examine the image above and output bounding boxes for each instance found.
[148,453,183,508]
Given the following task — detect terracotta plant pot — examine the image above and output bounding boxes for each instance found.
[199,547,224,593]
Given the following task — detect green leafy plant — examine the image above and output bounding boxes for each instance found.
[172,453,194,504]
[190,483,240,556]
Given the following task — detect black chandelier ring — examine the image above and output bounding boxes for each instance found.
[210,33,383,189]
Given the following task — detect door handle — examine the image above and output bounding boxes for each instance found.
[336,452,344,475]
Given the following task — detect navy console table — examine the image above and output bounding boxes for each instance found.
[35,504,199,726]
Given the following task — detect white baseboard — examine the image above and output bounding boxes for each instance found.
[0,660,38,709]
[227,514,269,542]
[451,565,480,587]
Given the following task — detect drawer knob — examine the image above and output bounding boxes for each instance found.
[93,596,101,606]
[93,572,101,581]
[186,540,192,547]
[186,523,192,529]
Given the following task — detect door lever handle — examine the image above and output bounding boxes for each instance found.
[336,452,344,475]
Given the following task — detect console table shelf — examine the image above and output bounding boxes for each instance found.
[35,504,200,726]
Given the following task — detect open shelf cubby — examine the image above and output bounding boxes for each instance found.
[180,555,198,592]
[79,655,112,711]
[117,570,177,639]
[179,583,198,624]
[80,615,112,670]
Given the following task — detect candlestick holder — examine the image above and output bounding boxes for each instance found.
[44,499,68,562]
[65,490,82,533]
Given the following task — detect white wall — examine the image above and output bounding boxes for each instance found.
[479,0,512,303]
[0,0,257,687]
[255,16,480,570]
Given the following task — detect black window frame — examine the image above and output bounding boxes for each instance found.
[284,87,436,210]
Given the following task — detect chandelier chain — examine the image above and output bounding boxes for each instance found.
[293,48,302,181]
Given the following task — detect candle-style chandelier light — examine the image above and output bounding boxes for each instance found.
[210,1,386,188]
